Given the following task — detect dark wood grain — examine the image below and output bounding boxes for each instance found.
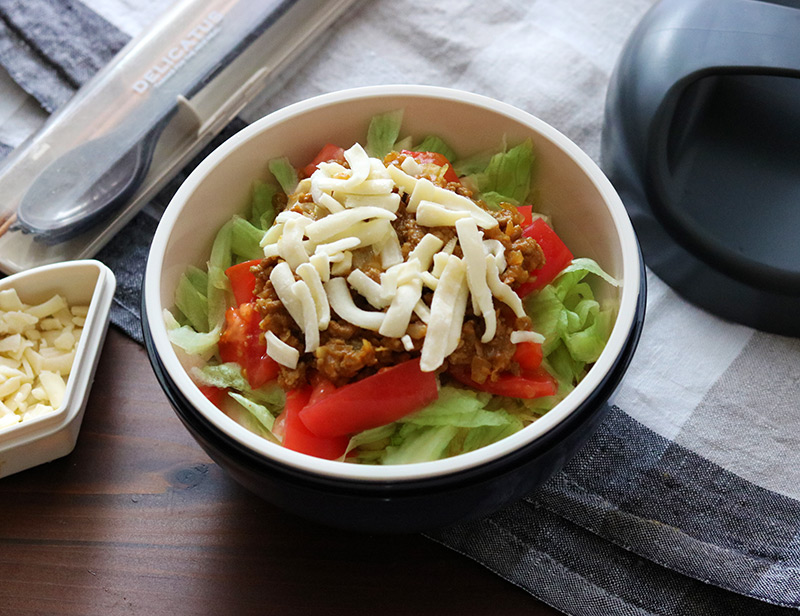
[0,329,563,616]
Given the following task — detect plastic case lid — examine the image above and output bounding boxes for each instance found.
[602,0,800,335]
[0,0,357,275]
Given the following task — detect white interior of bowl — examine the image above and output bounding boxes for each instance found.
[145,85,641,482]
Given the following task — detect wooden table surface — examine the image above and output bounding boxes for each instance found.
[0,328,562,616]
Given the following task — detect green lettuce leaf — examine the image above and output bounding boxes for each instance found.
[163,309,220,359]
[411,135,456,162]
[268,157,299,195]
[174,272,209,333]
[477,139,534,206]
[381,425,459,465]
[229,392,276,432]
[250,180,278,230]
[366,109,404,158]
[231,216,266,261]
[525,258,619,385]
[206,219,234,332]
[191,363,285,408]
[400,387,501,428]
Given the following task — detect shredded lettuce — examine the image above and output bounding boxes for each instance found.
[231,216,266,261]
[382,425,459,464]
[206,220,233,332]
[191,363,285,408]
[366,109,404,158]
[174,272,209,333]
[250,180,277,230]
[268,157,298,195]
[163,309,220,359]
[229,392,276,432]
[465,139,535,209]
[412,135,456,162]
[525,257,620,385]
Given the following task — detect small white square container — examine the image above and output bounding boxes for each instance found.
[0,259,115,478]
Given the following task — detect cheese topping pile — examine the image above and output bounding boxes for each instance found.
[0,289,87,430]
[261,143,539,373]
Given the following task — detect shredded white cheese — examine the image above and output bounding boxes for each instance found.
[265,331,300,369]
[260,142,540,373]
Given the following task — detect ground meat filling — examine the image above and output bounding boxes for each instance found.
[251,153,545,390]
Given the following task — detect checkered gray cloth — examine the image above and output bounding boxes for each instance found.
[1,1,799,614]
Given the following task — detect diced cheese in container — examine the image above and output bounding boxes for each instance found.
[0,334,22,354]
[38,371,66,408]
[41,351,75,375]
[0,376,22,398]
[26,295,67,319]
[0,289,24,311]
[2,311,38,334]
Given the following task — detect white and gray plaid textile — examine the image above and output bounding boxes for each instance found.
[1,1,799,614]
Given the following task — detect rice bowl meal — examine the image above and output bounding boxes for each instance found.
[163,109,621,465]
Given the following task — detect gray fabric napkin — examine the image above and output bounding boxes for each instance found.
[2,1,799,614]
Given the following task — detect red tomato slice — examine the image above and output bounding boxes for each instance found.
[401,150,460,184]
[513,340,543,372]
[516,218,574,297]
[298,358,439,438]
[198,385,228,408]
[218,303,280,389]
[449,366,557,399]
[303,143,345,178]
[516,205,533,228]
[225,259,260,306]
[281,388,349,460]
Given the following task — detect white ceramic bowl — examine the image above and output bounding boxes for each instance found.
[143,85,644,531]
[0,260,115,478]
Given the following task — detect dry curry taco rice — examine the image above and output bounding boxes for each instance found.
[164,110,620,464]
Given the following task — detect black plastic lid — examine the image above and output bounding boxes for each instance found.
[602,0,800,336]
